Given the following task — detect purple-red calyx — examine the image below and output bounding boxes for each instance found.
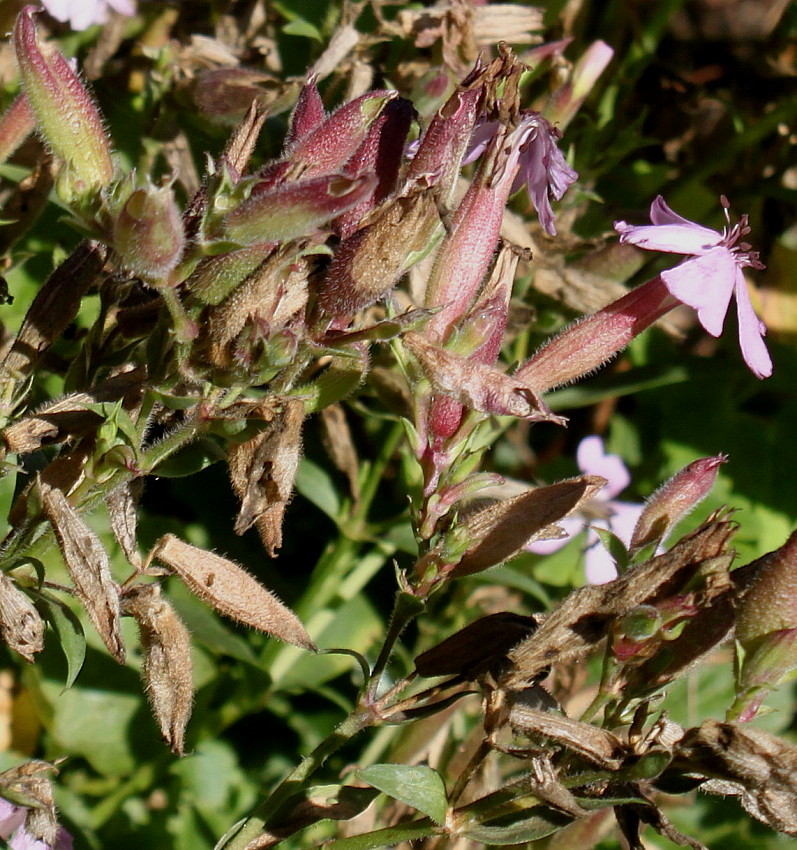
[614,196,772,379]
[629,454,727,554]
[14,5,114,196]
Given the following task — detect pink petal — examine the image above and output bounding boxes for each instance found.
[525,515,584,554]
[608,501,644,546]
[734,269,773,379]
[648,195,698,227]
[577,436,629,498]
[661,248,736,337]
[615,222,722,255]
[107,0,136,14]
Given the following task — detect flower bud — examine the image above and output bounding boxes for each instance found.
[545,40,614,131]
[336,96,414,238]
[405,83,481,205]
[286,89,398,179]
[284,74,326,149]
[225,173,376,246]
[629,454,727,554]
[516,275,677,394]
[113,182,185,283]
[14,6,113,199]
[423,119,534,343]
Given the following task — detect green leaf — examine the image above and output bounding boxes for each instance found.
[151,437,226,477]
[295,457,341,519]
[459,808,573,844]
[282,19,323,40]
[591,525,629,573]
[321,819,436,850]
[357,764,447,825]
[37,590,86,689]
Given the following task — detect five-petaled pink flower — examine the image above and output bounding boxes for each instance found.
[614,196,772,379]
[527,436,643,584]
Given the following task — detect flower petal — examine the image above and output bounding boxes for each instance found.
[615,221,722,255]
[525,515,583,554]
[661,248,736,337]
[577,436,629,498]
[648,195,697,227]
[734,269,773,379]
[608,500,644,546]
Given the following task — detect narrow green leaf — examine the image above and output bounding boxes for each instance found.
[37,590,86,689]
[460,808,572,844]
[320,818,436,850]
[358,764,447,825]
[282,19,322,40]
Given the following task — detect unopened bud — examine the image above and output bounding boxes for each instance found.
[284,75,326,149]
[545,40,614,131]
[286,89,398,178]
[336,97,414,238]
[14,6,113,198]
[630,454,726,554]
[113,182,185,283]
[405,84,481,205]
[225,173,376,246]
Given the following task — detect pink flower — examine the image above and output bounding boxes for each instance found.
[40,0,135,30]
[527,436,643,584]
[614,196,772,379]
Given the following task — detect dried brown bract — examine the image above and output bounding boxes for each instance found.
[228,398,305,555]
[673,720,797,835]
[503,512,736,688]
[40,481,125,663]
[106,480,143,570]
[415,612,539,680]
[450,476,606,577]
[123,583,193,755]
[0,571,44,662]
[151,534,315,651]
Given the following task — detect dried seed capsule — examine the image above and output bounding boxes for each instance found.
[123,584,193,755]
[152,534,315,651]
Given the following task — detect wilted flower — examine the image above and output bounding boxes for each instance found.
[40,0,136,31]
[614,196,772,379]
[527,436,642,584]
[464,111,578,235]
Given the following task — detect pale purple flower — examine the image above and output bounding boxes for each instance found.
[614,196,772,379]
[527,436,643,584]
[40,0,136,30]
[463,111,578,236]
